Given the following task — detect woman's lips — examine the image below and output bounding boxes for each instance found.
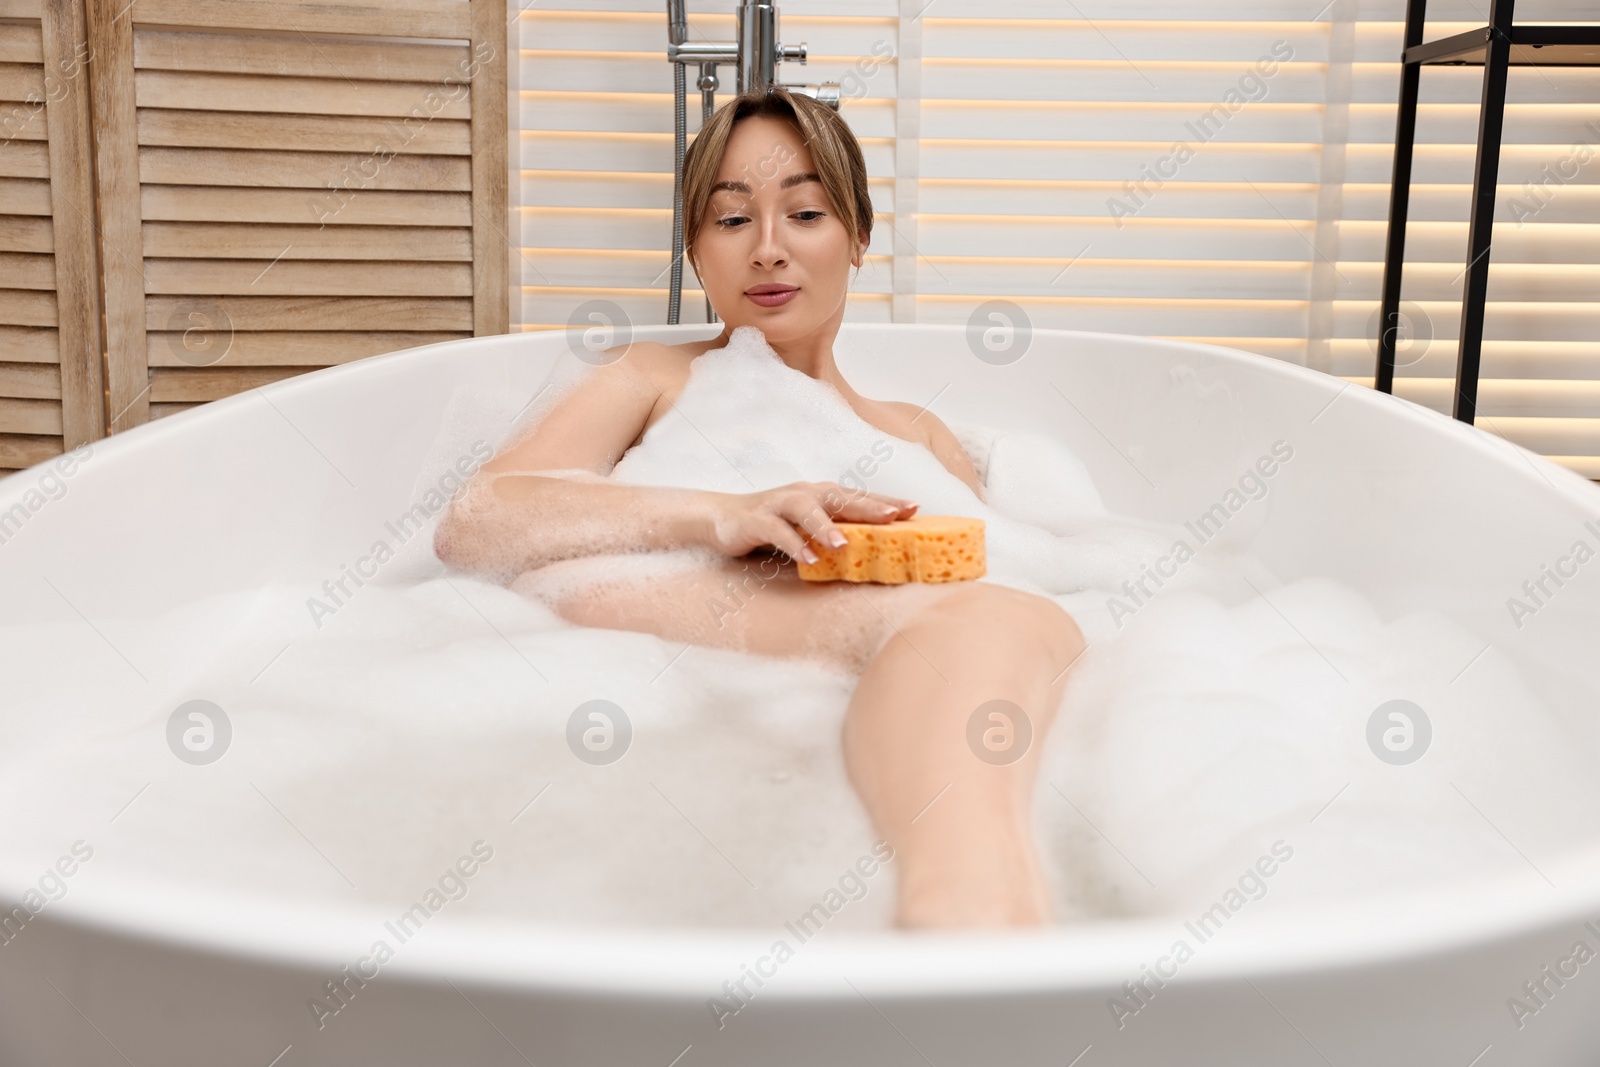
[745,288,799,308]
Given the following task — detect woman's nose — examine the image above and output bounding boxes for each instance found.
[751,217,787,269]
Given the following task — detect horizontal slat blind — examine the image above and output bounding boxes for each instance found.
[1332,0,1600,478]
[517,3,900,329]
[519,1,1600,477]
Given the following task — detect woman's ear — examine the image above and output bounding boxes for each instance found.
[851,227,868,268]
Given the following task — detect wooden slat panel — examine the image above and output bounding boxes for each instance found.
[88,0,147,430]
[0,62,43,102]
[0,26,43,65]
[146,329,466,366]
[0,252,54,289]
[137,109,472,155]
[42,0,107,446]
[0,326,57,362]
[145,295,473,331]
[150,364,314,402]
[0,215,51,253]
[0,433,63,469]
[0,287,54,325]
[0,397,62,434]
[1,113,46,140]
[125,0,472,40]
[141,222,472,261]
[134,70,473,120]
[148,401,203,421]
[0,178,51,215]
[0,0,44,17]
[469,0,507,334]
[140,186,472,227]
[138,147,471,191]
[0,361,60,398]
[133,30,471,83]
[144,258,473,296]
[0,141,49,179]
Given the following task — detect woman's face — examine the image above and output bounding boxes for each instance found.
[691,114,865,344]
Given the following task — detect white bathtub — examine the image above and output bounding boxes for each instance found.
[2,323,1599,1066]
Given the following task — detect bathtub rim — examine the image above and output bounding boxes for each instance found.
[12,838,1600,1000]
[4,322,1596,518]
[5,323,1600,997]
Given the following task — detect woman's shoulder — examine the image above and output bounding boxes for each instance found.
[596,337,716,373]
[592,338,717,434]
[867,398,937,449]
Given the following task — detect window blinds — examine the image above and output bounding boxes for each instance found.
[516,0,1600,477]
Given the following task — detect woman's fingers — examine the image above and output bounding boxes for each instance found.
[831,492,915,523]
[776,494,848,550]
[755,485,919,564]
[761,514,819,564]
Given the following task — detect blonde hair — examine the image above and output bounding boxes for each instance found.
[681,87,872,279]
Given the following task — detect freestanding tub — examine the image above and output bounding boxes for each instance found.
[2,322,1599,1066]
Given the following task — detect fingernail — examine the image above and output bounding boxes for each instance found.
[827,530,847,548]
[803,547,819,564]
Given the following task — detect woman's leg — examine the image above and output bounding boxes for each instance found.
[511,549,950,672]
[841,581,1084,928]
[511,552,1086,927]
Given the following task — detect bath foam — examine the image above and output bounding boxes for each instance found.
[797,515,986,583]
[5,326,1600,932]
[592,325,1206,604]
[3,566,1596,932]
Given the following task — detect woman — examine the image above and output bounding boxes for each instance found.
[433,87,1086,929]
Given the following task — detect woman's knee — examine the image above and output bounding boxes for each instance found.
[911,582,1084,663]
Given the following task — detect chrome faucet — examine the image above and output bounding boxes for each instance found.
[665,0,842,324]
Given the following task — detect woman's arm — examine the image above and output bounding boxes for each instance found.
[434,345,919,584]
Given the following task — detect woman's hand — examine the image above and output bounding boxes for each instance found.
[705,482,918,564]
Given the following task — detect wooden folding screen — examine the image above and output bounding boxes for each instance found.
[0,0,105,470]
[84,0,509,435]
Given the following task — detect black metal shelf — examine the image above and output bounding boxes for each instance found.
[1373,1,1600,424]
[1408,25,1600,66]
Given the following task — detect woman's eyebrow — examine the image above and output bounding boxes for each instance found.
[709,171,822,195]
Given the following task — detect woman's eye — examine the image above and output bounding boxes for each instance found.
[714,210,823,228]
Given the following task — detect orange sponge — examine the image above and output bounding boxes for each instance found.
[797,515,986,584]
